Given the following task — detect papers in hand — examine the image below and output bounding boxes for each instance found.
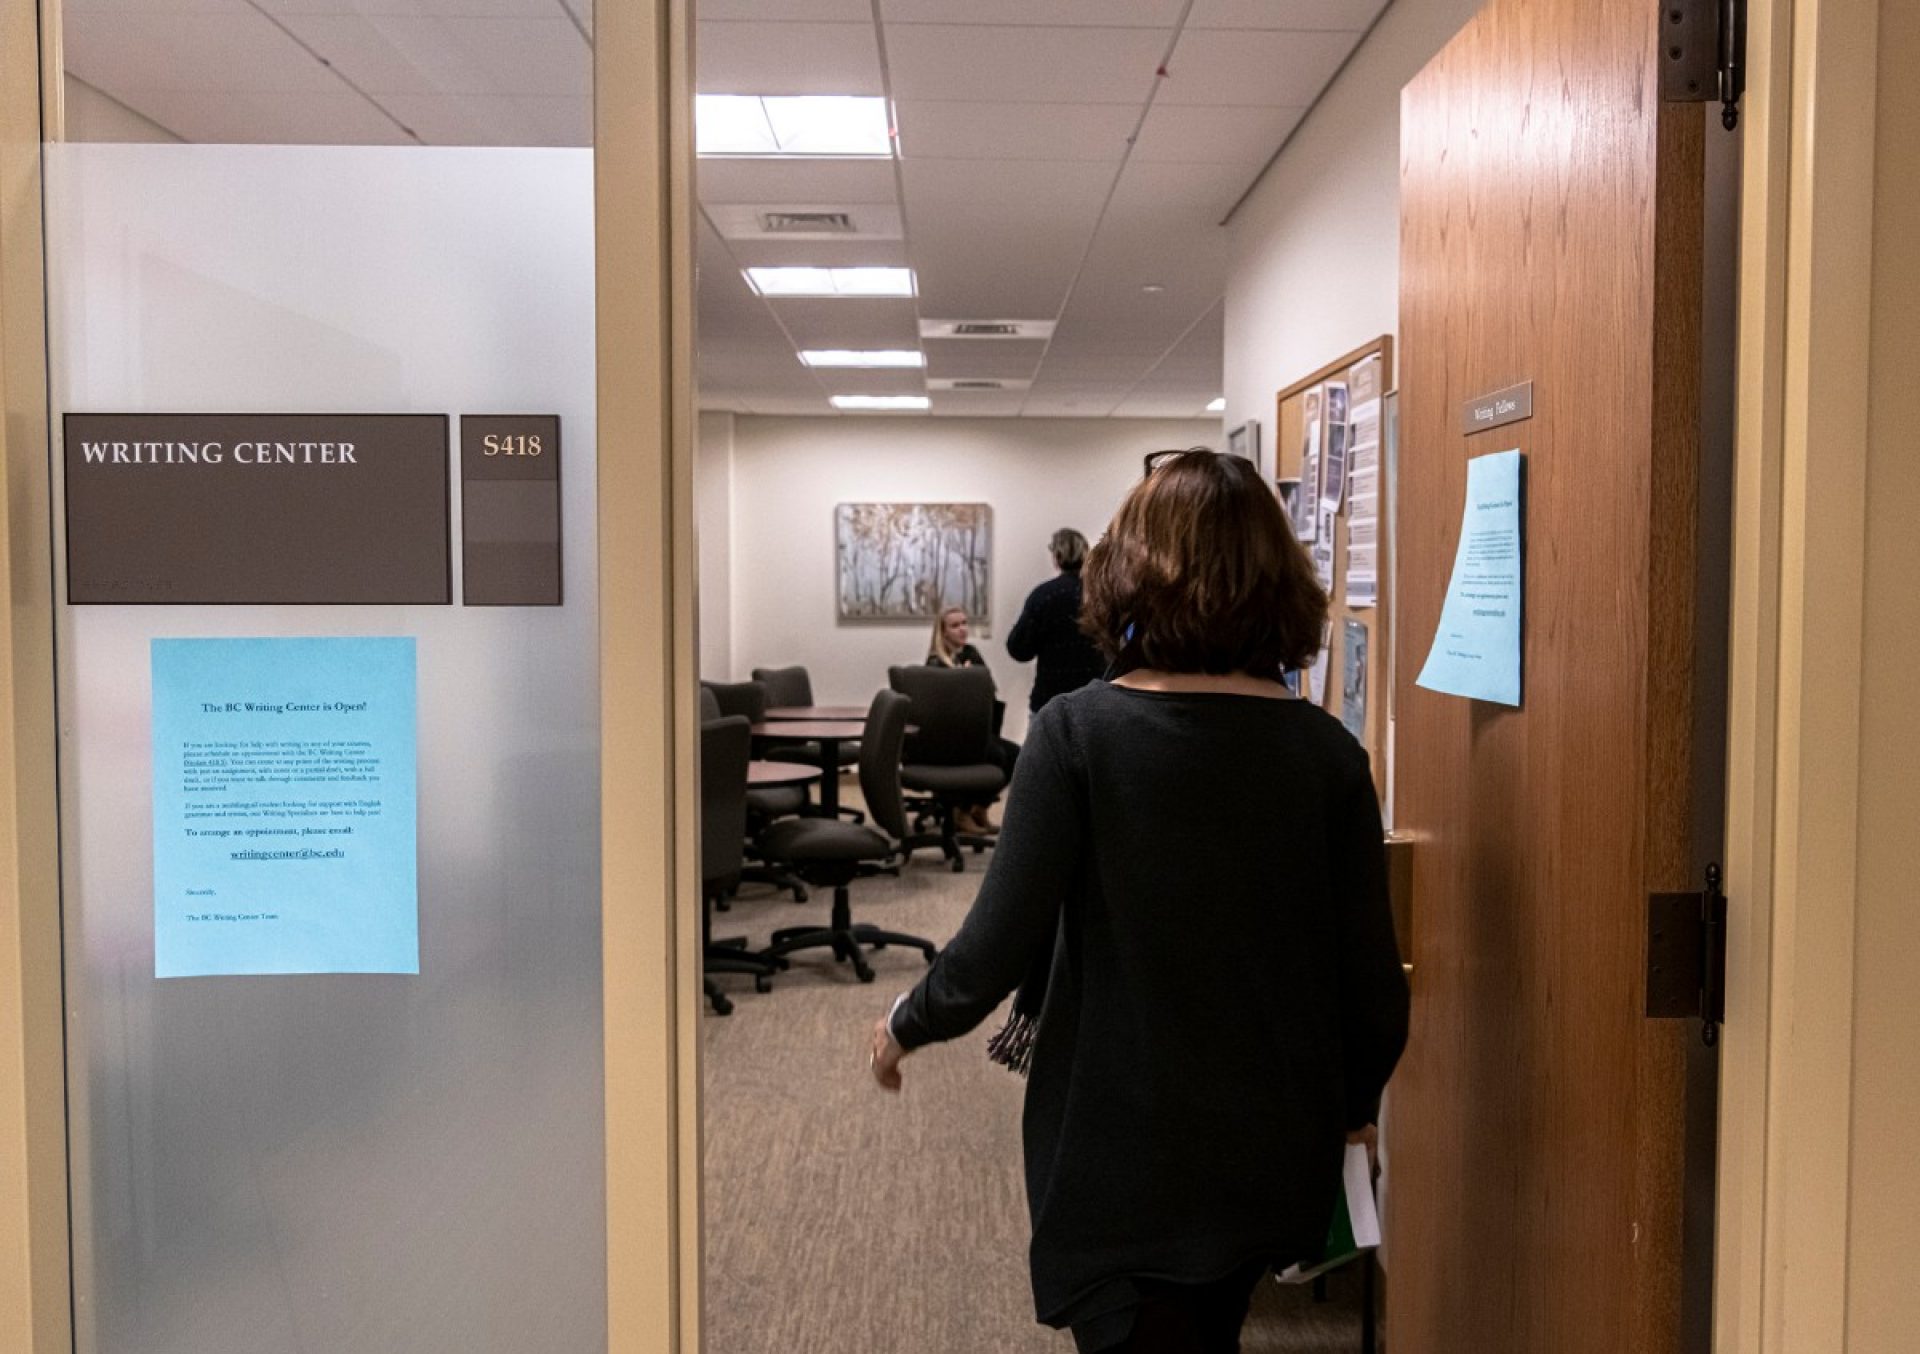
[1276,1142,1381,1284]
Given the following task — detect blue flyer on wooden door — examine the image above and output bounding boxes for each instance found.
[1416,449,1524,706]
[151,637,419,978]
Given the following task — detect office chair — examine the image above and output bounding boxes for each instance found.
[699,714,784,1014]
[757,690,938,983]
[750,664,864,823]
[702,679,808,903]
[886,665,1006,873]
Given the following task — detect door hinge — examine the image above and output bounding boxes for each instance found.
[1659,0,1747,130]
[1646,863,1728,1046]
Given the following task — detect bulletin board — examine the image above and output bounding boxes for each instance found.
[1276,336,1393,806]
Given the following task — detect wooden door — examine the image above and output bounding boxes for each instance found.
[1390,0,1703,1349]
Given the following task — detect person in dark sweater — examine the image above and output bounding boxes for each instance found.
[1006,527,1107,712]
[871,449,1409,1353]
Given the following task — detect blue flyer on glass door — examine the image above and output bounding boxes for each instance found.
[151,637,419,978]
[1415,449,1524,706]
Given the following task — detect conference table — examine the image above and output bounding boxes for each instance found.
[748,720,864,817]
[747,760,821,788]
[763,704,868,722]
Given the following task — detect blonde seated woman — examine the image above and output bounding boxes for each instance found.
[925,605,1020,834]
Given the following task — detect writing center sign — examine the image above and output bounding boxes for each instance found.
[64,413,450,604]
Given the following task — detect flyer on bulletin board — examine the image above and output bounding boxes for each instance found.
[1416,449,1524,706]
[151,636,420,978]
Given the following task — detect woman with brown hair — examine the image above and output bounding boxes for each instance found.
[870,449,1409,1353]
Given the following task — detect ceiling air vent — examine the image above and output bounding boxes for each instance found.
[707,204,903,241]
[760,210,855,234]
[920,319,1058,341]
[929,378,1033,392]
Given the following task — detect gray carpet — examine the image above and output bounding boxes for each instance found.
[702,802,1366,1353]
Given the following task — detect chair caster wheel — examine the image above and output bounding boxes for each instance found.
[950,858,964,874]
[872,941,888,950]
[923,950,936,965]
[790,887,808,903]
[710,995,734,1016]
[855,964,876,983]
[715,897,731,912]
[754,975,773,994]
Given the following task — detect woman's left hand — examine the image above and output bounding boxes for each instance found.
[869,1015,907,1092]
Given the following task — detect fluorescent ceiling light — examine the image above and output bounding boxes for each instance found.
[831,395,930,412]
[1206,397,1227,412]
[696,95,892,157]
[746,266,916,298]
[800,350,925,368]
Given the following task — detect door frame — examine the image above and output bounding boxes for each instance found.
[1715,0,1883,1350]
[0,3,704,1353]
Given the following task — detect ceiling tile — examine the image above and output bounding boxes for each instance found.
[722,238,912,270]
[1021,384,1128,417]
[1158,26,1355,105]
[64,12,341,94]
[698,157,900,205]
[929,391,1026,417]
[696,21,882,95]
[1130,101,1305,163]
[279,16,489,95]
[279,16,588,98]
[375,92,522,143]
[923,338,1048,381]
[885,24,1167,104]
[101,86,414,143]
[432,18,589,97]
[700,0,871,18]
[808,368,928,398]
[900,157,1113,317]
[509,94,591,146]
[254,0,565,15]
[895,100,1137,162]
[882,0,1183,25]
[1108,389,1221,418]
[373,92,588,146]
[1186,0,1388,31]
[768,298,921,349]
[67,0,249,14]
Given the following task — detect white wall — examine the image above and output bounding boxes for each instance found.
[1220,0,1480,428]
[723,415,1213,741]
[63,74,181,144]
[696,411,734,678]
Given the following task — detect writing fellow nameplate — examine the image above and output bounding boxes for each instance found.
[64,413,451,605]
[460,415,562,607]
[1461,381,1534,435]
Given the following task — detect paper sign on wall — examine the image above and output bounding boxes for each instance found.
[1416,449,1524,706]
[151,637,420,977]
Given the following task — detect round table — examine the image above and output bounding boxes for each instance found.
[763,704,868,722]
[748,760,822,788]
[749,720,865,815]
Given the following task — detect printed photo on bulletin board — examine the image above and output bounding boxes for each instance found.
[834,502,992,622]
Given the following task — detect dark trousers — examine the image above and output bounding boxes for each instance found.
[1094,1263,1266,1354]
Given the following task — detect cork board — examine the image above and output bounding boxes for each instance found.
[1275,336,1394,806]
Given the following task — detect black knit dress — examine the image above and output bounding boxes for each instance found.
[889,682,1409,1351]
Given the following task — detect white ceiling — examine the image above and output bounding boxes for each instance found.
[60,0,1390,418]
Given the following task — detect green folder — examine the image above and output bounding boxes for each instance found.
[1276,1143,1379,1284]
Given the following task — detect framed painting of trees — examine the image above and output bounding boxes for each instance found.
[833,503,992,622]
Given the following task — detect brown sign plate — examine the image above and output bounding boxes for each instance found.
[1461,380,1534,435]
[65,413,450,605]
[460,415,562,607]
